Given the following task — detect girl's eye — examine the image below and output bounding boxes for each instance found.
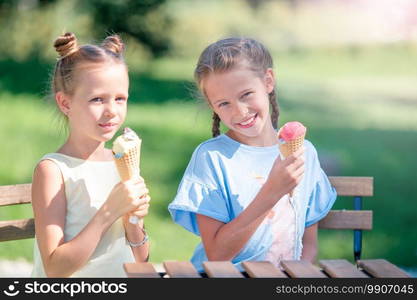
[89,98,103,103]
[116,97,127,102]
[218,102,229,108]
[242,91,253,98]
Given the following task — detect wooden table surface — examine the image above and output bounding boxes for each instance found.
[124,259,411,278]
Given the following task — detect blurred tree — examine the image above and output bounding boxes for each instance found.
[0,0,171,59]
[0,0,55,12]
[85,0,171,57]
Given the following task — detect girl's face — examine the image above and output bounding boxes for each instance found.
[203,65,275,146]
[58,62,129,143]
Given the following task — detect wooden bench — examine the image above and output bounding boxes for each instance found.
[0,177,410,278]
[319,176,373,261]
[121,176,392,278]
[0,183,33,242]
[0,176,373,261]
[123,259,410,278]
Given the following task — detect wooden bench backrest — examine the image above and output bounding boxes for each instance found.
[0,176,373,242]
[319,177,373,230]
[0,183,34,242]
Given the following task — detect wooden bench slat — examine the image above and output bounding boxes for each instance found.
[319,259,369,278]
[242,261,287,278]
[319,210,373,230]
[281,260,327,278]
[358,259,410,278]
[123,262,161,278]
[163,261,201,278]
[0,183,32,206]
[329,177,373,197]
[0,218,35,242]
[203,261,244,278]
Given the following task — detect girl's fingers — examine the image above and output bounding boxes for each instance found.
[132,205,149,214]
[286,156,304,173]
[126,178,146,189]
[130,185,148,197]
[282,147,304,165]
[133,194,151,206]
[135,186,148,195]
[294,156,305,168]
[131,204,150,217]
[138,194,151,203]
[293,165,305,180]
[124,178,150,206]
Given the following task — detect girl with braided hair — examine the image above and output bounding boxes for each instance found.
[169,37,336,271]
[31,32,150,277]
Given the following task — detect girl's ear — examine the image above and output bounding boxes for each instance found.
[55,92,71,116]
[264,68,275,94]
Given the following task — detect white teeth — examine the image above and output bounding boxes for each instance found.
[239,115,255,126]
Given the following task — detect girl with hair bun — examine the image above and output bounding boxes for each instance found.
[31,32,150,277]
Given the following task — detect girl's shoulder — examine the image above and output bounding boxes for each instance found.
[34,153,73,172]
[191,135,229,158]
[38,152,73,163]
[34,157,62,180]
[33,153,76,186]
[32,156,65,204]
[183,136,231,179]
[197,134,229,148]
[33,153,66,183]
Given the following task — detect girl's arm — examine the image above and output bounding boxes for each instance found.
[123,210,150,262]
[197,148,305,261]
[32,160,145,277]
[300,223,318,263]
[123,177,150,262]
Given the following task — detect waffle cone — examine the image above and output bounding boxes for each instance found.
[114,144,141,182]
[278,129,305,158]
[277,128,305,197]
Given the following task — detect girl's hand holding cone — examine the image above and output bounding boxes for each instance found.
[124,177,151,221]
[277,121,307,197]
[103,178,149,221]
[265,146,305,200]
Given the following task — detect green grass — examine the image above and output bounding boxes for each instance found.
[1,45,416,267]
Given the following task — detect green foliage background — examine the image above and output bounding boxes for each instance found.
[0,0,416,271]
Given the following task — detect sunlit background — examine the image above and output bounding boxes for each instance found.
[0,0,416,276]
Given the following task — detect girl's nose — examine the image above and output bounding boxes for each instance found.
[233,102,248,117]
[104,102,117,118]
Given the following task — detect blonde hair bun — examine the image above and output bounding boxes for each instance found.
[101,34,125,56]
[54,32,78,58]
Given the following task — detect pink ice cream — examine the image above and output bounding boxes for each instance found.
[278,121,306,142]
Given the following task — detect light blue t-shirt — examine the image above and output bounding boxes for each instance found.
[168,134,336,272]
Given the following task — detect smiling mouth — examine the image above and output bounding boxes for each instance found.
[236,114,257,128]
[99,123,117,128]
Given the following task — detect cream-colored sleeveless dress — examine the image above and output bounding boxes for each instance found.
[31,153,135,277]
